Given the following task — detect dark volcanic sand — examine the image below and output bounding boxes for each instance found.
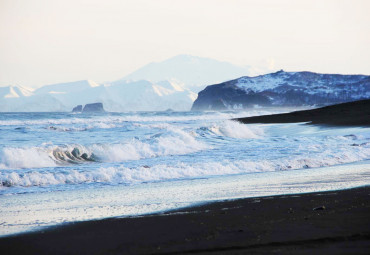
[1,187,369,254]
[234,99,370,126]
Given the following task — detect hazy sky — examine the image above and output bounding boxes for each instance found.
[1,0,369,87]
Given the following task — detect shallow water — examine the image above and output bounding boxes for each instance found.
[1,110,370,236]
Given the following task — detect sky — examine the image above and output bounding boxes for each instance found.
[0,0,369,88]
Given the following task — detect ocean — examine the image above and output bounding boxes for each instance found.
[1,110,370,236]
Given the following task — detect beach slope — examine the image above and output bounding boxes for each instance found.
[0,187,369,254]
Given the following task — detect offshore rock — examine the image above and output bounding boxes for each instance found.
[72,105,83,112]
[82,103,105,113]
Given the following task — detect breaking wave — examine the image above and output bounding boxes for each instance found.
[0,128,208,169]
[1,145,370,188]
[201,120,264,139]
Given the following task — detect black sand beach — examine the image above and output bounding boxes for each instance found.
[1,186,369,254]
[234,99,370,126]
[1,100,370,254]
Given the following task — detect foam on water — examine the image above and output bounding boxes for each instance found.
[205,120,264,138]
[1,161,369,236]
[0,126,208,169]
[0,147,57,169]
[2,143,369,188]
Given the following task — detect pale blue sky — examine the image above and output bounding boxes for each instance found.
[1,0,369,87]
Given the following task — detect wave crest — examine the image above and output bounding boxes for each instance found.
[0,128,208,169]
[200,120,264,139]
[2,144,369,188]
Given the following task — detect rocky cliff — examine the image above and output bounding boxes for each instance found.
[191,70,370,111]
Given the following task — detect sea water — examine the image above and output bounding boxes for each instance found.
[1,110,370,236]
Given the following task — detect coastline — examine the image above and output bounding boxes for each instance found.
[1,186,369,254]
[234,99,370,126]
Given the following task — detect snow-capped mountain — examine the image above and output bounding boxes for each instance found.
[34,80,100,94]
[0,55,253,112]
[1,55,250,112]
[118,54,251,92]
[0,86,34,98]
[3,56,368,112]
[192,70,370,111]
[104,80,197,111]
[0,79,197,112]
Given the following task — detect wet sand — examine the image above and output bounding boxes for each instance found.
[234,99,370,126]
[0,186,369,254]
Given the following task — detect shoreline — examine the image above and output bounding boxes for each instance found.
[234,99,370,126]
[1,186,369,254]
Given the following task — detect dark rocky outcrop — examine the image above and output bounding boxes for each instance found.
[72,103,105,113]
[82,103,105,113]
[192,71,370,111]
[234,99,370,126]
[72,105,83,112]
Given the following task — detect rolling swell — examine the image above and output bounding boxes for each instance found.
[1,145,370,188]
[0,145,98,169]
[0,128,208,169]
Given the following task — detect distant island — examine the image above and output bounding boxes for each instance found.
[72,103,105,113]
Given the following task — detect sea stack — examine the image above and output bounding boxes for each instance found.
[82,103,105,113]
[72,105,83,112]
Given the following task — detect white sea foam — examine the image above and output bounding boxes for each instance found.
[0,147,57,169]
[206,120,264,139]
[0,128,208,169]
[2,144,369,187]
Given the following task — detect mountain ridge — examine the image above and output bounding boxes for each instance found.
[1,56,369,112]
[117,54,252,92]
[0,55,252,112]
[0,79,197,112]
[191,70,370,111]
